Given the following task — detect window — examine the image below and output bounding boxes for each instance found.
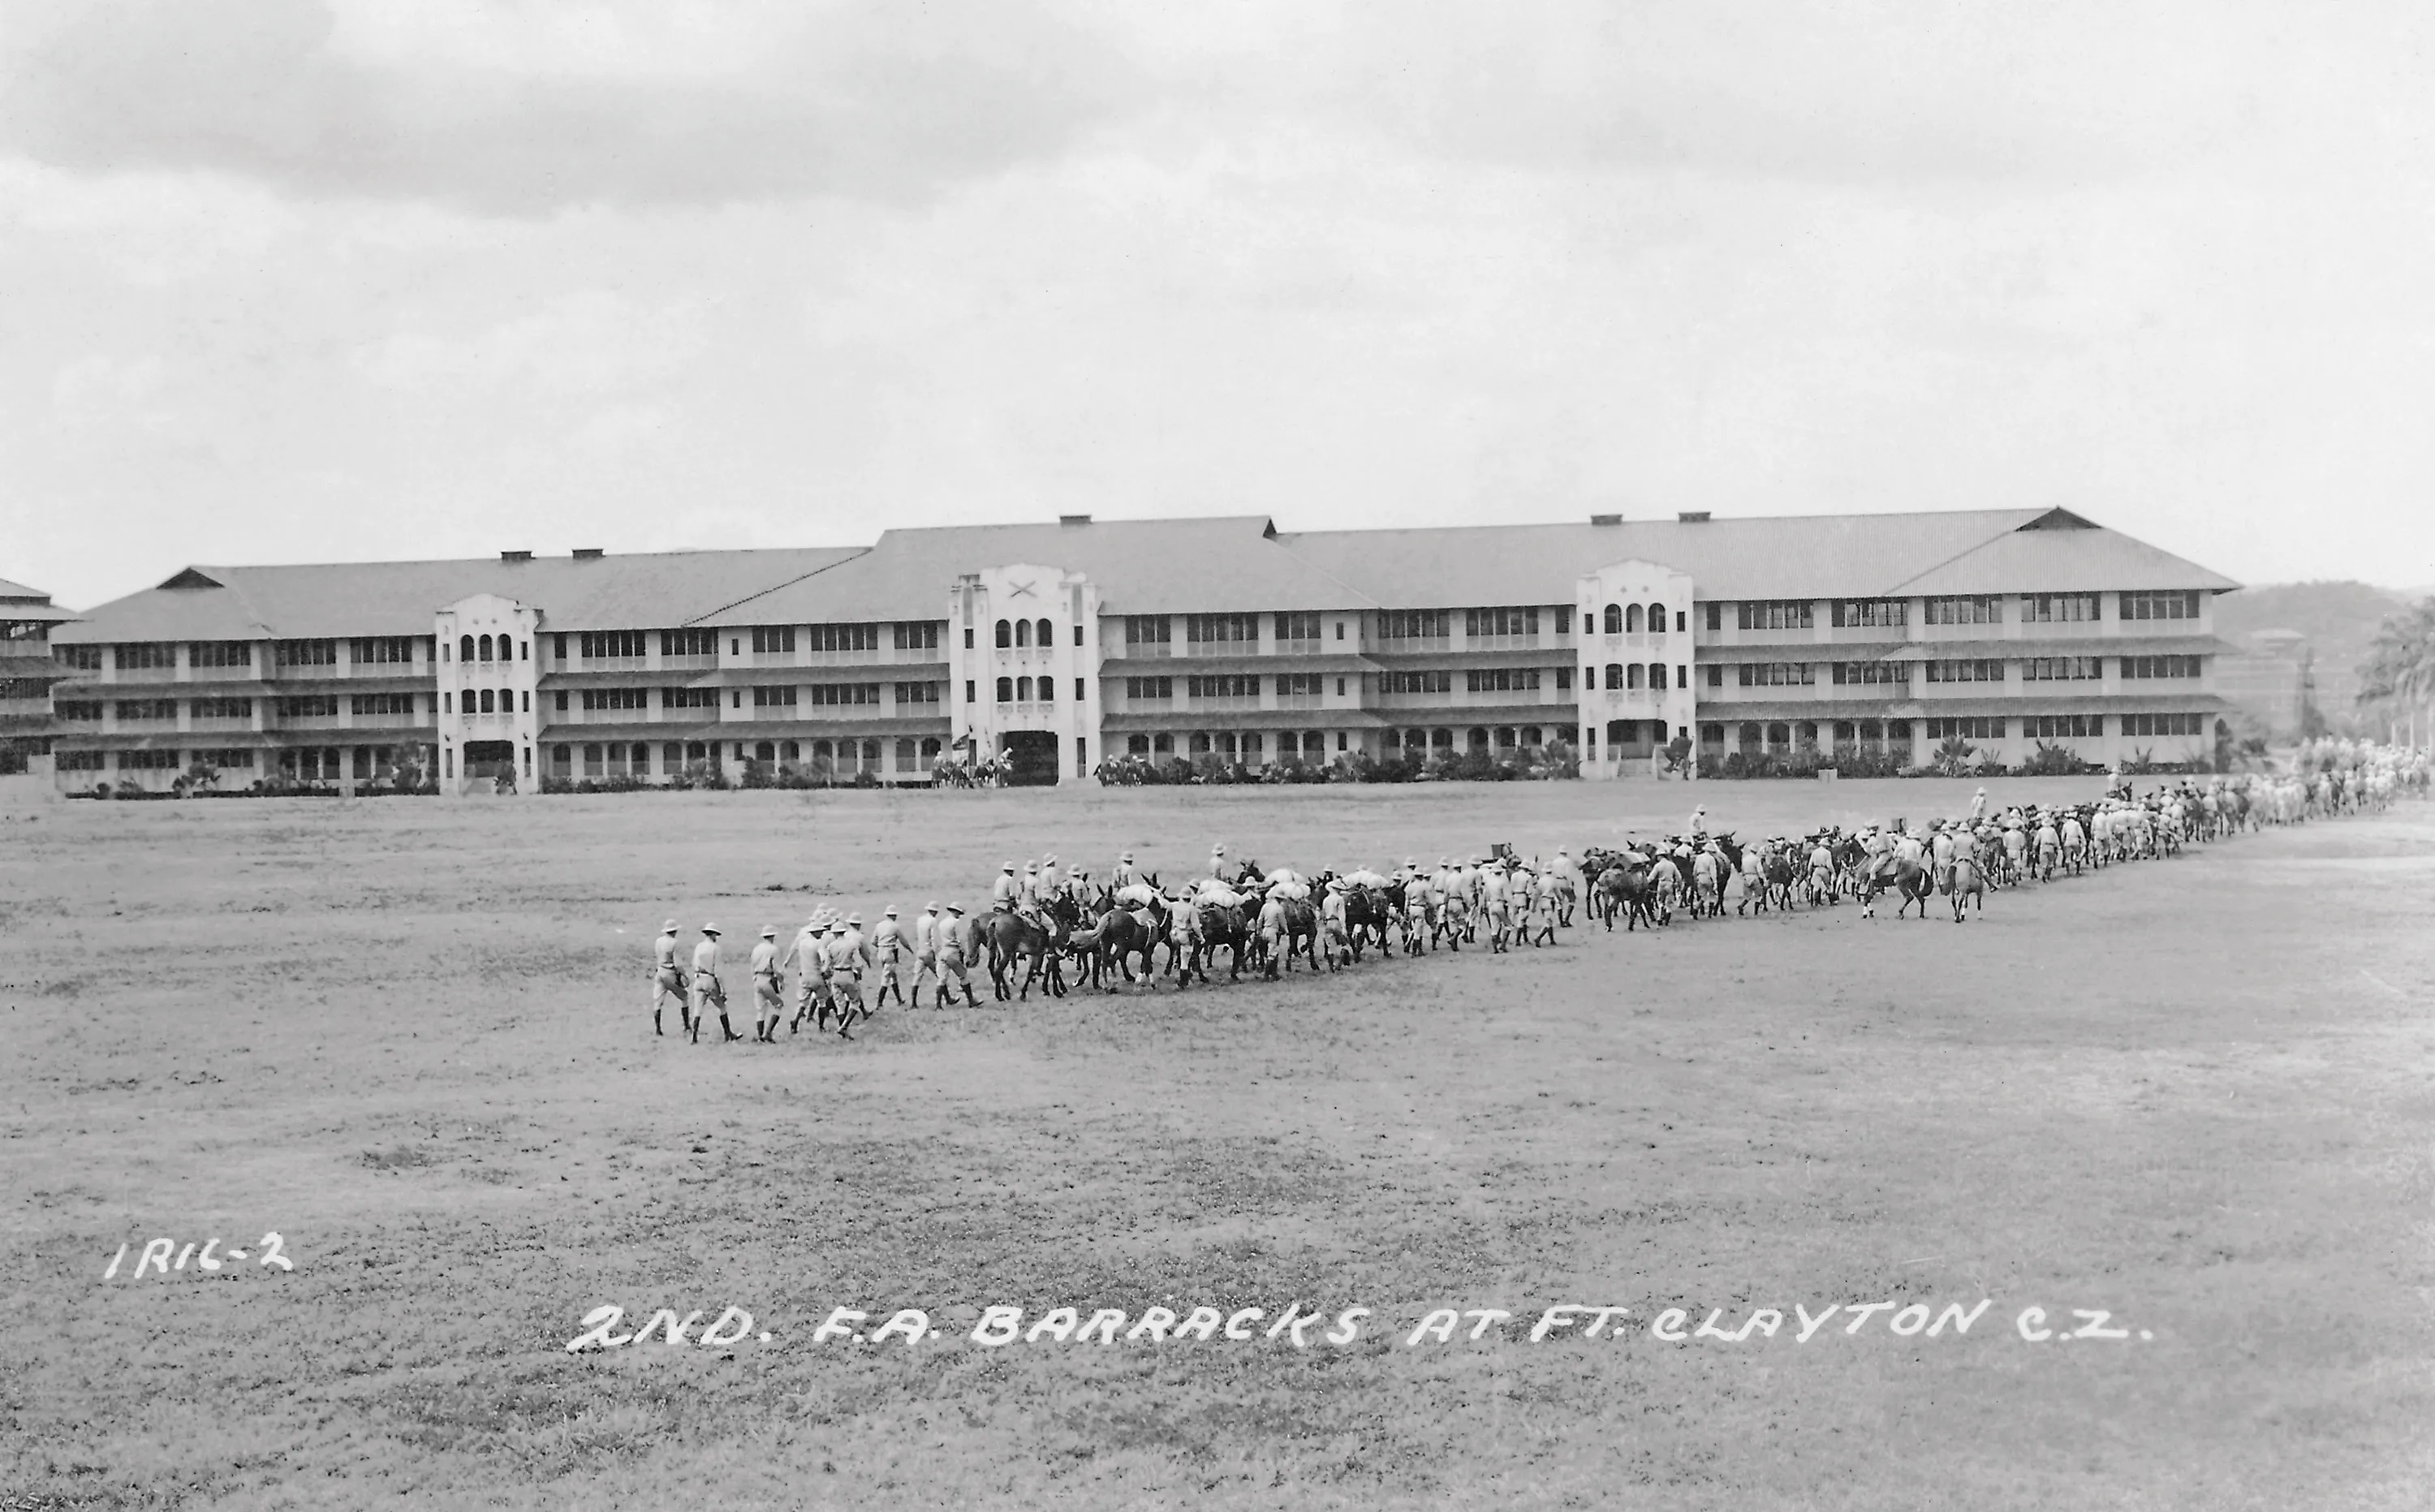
[1385,669,1451,695]
[2122,712,2204,737]
[1704,602,1721,632]
[2123,655,2200,679]
[808,623,879,653]
[274,639,338,666]
[116,643,176,670]
[463,635,478,662]
[1924,717,2004,740]
[349,636,413,666]
[1626,605,1644,633]
[584,687,652,711]
[1464,607,1541,639]
[1831,662,1911,686]
[349,693,412,717]
[1276,611,1322,644]
[190,748,254,769]
[1124,615,1170,647]
[57,749,106,771]
[1924,659,2004,683]
[1125,676,1174,700]
[1187,613,1256,644]
[1465,668,1542,692]
[893,681,941,705]
[1736,601,1814,631]
[2023,593,2100,623]
[478,635,495,662]
[1554,666,1573,691]
[661,686,718,709]
[56,700,101,722]
[1737,663,1817,686]
[662,628,718,658]
[191,640,256,669]
[1601,605,1623,634]
[893,621,941,651]
[1830,600,1907,629]
[1187,674,1258,700]
[274,695,338,719]
[748,627,796,655]
[1377,609,1450,640]
[2023,657,2102,682]
[1278,672,1324,697]
[965,680,976,703]
[115,698,176,722]
[477,689,495,713]
[751,685,799,708]
[995,620,1013,648]
[2024,714,2105,739]
[192,696,254,719]
[2120,591,2201,622]
[1924,597,2002,626]
[55,644,102,671]
[1036,619,1053,648]
[807,683,878,706]
[1601,663,1623,689]
[119,749,182,770]
[1704,664,1722,688]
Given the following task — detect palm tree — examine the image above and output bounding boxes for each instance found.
[2358,597,2435,746]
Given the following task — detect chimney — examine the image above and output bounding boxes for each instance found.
[1677,510,1711,523]
[1059,514,1092,528]
[501,549,533,563]
[1589,513,1622,527]
[572,548,604,561]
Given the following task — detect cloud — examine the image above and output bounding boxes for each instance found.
[0,0,1140,213]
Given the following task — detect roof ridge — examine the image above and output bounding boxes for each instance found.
[683,546,876,627]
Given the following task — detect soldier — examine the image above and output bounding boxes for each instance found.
[690,924,739,1044]
[991,863,1019,913]
[872,906,907,1009]
[749,927,783,1043]
[650,918,688,1037]
[831,916,868,1031]
[781,912,829,1035]
[1110,851,1140,889]
[936,902,977,1008]
[910,902,943,1007]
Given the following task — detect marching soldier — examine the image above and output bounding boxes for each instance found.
[873,906,907,1009]
[690,924,739,1044]
[651,918,687,1036]
[936,902,977,1007]
[910,902,943,1006]
[749,927,783,1043]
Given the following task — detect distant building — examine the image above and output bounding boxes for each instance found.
[2215,628,2312,739]
[47,506,2239,795]
[1,578,79,778]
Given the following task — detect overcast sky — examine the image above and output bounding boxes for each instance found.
[5,0,2432,610]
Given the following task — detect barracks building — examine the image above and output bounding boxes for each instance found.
[40,506,2239,795]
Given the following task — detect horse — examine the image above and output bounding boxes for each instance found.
[1761,845,1799,911]
[1859,857,1933,920]
[1592,861,1661,932]
[1341,881,1397,961]
[1946,855,1986,922]
[975,904,1071,1000]
[1186,898,1252,984]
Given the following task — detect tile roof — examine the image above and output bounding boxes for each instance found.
[1269,509,2051,605]
[703,517,1374,625]
[54,549,864,644]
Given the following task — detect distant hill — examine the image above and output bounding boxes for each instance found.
[2213,580,2417,722]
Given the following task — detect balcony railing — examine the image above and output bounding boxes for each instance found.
[272,661,345,680]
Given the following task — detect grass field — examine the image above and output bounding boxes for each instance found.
[5,778,2433,1510]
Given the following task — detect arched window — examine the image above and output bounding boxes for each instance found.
[755,741,775,762]
[1038,678,1054,704]
[1738,722,1761,751]
[1495,726,1516,749]
[1647,602,1666,631]
[1648,661,1667,689]
[1127,734,1149,756]
[812,739,834,761]
[1603,662,1623,689]
[1036,618,1054,648]
[1603,604,1623,634]
[1306,730,1324,757]
[1016,676,1032,700]
[1795,721,1818,748]
[484,635,499,661]
[1190,732,1212,755]
[1015,619,1032,648]
[1521,726,1542,747]
[502,686,515,713]
[1467,727,1489,751]
[1627,664,1643,690]
[995,677,1013,702]
[1625,605,1644,633]
[995,619,1012,648]
[1216,732,1237,758]
[1767,722,1791,751]
[477,689,494,713]
[459,635,475,662]
[1431,728,1453,750]
[1239,733,1261,759]
[782,741,799,762]
[920,736,941,759]
[861,739,880,769]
